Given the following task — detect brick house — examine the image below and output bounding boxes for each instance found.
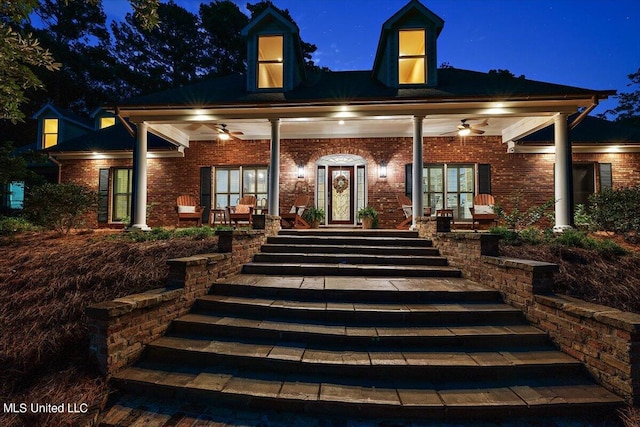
[30,0,640,229]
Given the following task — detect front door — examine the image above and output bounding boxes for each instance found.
[328,166,354,224]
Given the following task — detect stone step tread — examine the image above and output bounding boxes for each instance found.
[214,275,496,293]
[149,336,580,368]
[244,262,460,272]
[114,365,623,410]
[279,230,420,238]
[175,313,545,338]
[253,253,448,266]
[261,243,439,252]
[267,236,434,246]
[254,252,447,260]
[198,294,520,314]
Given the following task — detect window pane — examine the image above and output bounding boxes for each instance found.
[114,170,129,193]
[43,118,58,133]
[43,134,58,148]
[230,170,240,193]
[258,63,283,88]
[460,193,473,219]
[429,167,443,192]
[447,168,459,192]
[398,58,425,84]
[258,35,283,61]
[257,168,268,193]
[459,166,474,192]
[317,167,326,209]
[243,169,256,193]
[100,117,115,129]
[215,195,227,209]
[216,170,228,192]
[399,30,425,56]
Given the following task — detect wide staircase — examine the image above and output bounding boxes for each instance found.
[111,229,622,423]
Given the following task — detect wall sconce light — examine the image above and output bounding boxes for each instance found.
[379,161,387,178]
[297,164,305,179]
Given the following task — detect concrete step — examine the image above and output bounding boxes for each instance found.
[210,275,504,303]
[170,313,550,348]
[252,252,449,266]
[113,364,622,421]
[195,294,524,324]
[279,229,420,238]
[145,335,586,382]
[260,243,441,256]
[242,262,462,277]
[267,235,434,248]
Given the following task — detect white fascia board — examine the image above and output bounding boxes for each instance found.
[147,123,189,148]
[52,148,185,160]
[502,116,555,144]
[509,144,640,154]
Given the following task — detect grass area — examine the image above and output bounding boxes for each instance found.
[0,229,219,427]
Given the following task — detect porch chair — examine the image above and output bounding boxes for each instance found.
[396,194,413,230]
[469,193,498,231]
[227,195,257,228]
[281,194,311,229]
[176,195,203,227]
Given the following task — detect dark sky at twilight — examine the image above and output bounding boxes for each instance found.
[103,0,640,116]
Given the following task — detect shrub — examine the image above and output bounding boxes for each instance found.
[24,183,98,235]
[489,226,521,245]
[552,229,627,256]
[0,216,37,235]
[574,204,595,231]
[518,227,545,245]
[589,186,640,234]
[493,191,555,230]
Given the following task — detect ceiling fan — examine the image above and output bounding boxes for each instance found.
[442,119,489,136]
[186,123,244,141]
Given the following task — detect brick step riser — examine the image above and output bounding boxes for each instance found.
[209,284,503,303]
[114,378,618,421]
[260,245,441,256]
[169,321,550,349]
[192,303,525,325]
[242,264,462,277]
[143,345,587,383]
[279,230,420,238]
[252,254,450,266]
[267,237,434,247]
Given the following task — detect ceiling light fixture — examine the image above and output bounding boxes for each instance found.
[458,127,471,137]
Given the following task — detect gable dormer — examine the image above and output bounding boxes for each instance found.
[91,108,116,130]
[372,0,444,88]
[241,5,306,92]
[32,103,93,150]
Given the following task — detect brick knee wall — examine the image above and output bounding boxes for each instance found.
[415,221,640,405]
[86,230,268,376]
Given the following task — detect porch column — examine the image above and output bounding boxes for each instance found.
[411,115,424,228]
[130,121,150,231]
[553,113,573,232]
[268,118,280,217]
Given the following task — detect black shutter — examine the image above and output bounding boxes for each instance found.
[98,169,109,223]
[478,164,491,194]
[200,167,212,224]
[599,163,612,191]
[405,164,412,198]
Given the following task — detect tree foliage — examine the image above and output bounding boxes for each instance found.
[605,68,640,127]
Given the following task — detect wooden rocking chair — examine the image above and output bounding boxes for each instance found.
[176,195,203,227]
[281,194,311,229]
[227,195,257,228]
[469,194,498,231]
[396,194,413,230]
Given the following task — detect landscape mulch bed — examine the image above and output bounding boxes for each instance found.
[0,231,219,427]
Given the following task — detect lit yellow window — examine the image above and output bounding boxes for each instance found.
[100,117,116,129]
[398,29,426,84]
[42,118,59,148]
[258,35,283,89]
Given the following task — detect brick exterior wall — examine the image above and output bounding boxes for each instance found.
[58,136,640,229]
[416,219,640,405]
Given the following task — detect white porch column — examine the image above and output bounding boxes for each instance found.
[553,113,573,232]
[130,121,151,231]
[411,115,424,228]
[268,118,281,217]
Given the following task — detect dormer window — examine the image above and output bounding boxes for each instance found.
[398,29,426,84]
[258,35,284,89]
[99,117,116,129]
[42,118,59,148]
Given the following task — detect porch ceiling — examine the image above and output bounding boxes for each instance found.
[169,115,546,142]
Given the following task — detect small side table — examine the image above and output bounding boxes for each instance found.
[209,209,228,226]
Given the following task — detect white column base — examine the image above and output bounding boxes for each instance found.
[552,224,573,233]
[127,224,152,232]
